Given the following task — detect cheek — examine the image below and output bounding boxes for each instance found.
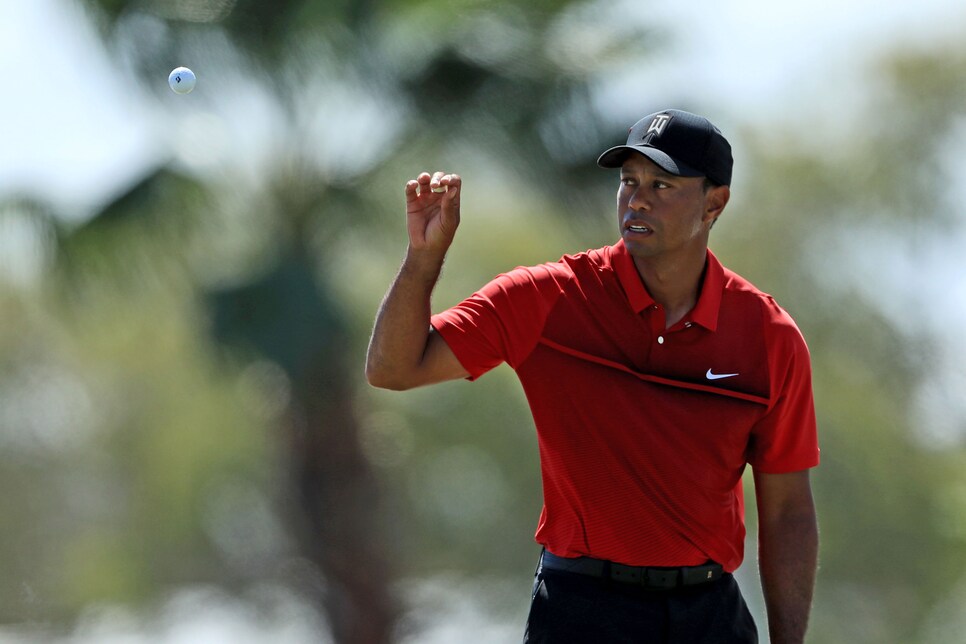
[690,210,711,235]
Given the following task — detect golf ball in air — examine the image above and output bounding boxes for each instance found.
[168,67,196,94]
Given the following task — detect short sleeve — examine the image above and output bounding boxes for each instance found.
[430,264,566,380]
[747,309,820,473]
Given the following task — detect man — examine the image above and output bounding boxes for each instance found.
[366,109,819,643]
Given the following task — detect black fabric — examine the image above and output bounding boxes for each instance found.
[597,109,734,186]
[523,567,758,643]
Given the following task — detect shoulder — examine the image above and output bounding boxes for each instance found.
[470,250,587,307]
[499,245,611,285]
[721,267,809,352]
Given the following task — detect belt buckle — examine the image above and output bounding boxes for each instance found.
[680,563,722,586]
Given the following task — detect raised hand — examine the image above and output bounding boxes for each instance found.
[404,171,462,257]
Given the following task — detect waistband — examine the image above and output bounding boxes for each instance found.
[538,549,724,590]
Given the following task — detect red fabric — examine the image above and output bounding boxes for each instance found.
[430,241,819,572]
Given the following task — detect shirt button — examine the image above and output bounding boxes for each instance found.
[657,336,665,344]
[684,322,693,328]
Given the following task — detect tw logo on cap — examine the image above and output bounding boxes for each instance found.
[646,114,672,137]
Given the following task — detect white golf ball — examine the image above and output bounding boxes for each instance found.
[168,67,196,94]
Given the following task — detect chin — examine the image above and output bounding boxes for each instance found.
[622,236,658,258]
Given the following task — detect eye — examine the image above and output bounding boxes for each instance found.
[654,180,671,189]
[620,177,637,187]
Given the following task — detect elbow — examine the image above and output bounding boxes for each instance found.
[364,362,391,390]
[366,373,407,391]
[365,360,414,391]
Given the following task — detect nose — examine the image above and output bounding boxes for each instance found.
[627,184,651,212]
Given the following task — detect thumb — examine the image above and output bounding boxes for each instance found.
[438,182,461,233]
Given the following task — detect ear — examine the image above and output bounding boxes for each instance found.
[704,185,730,227]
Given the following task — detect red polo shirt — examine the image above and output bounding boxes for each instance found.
[430,241,819,572]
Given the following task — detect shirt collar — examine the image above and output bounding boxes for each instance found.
[691,250,724,332]
[609,240,724,331]
[611,240,655,313]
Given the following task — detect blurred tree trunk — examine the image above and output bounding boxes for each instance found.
[287,348,396,643]
[208,251,398,642]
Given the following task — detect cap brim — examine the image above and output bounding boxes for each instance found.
[596,145,704,177]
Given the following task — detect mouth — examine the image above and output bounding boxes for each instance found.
[623,221,653,236]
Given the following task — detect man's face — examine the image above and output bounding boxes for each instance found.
[617,154,727,262]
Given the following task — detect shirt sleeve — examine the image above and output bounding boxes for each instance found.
[747,304,820,473]
[430,264,566,381]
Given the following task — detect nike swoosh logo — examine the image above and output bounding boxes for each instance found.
[706,369,739,380]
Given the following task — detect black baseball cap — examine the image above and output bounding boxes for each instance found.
[597,109,733,186]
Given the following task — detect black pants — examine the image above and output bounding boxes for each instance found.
[524,566,758,643]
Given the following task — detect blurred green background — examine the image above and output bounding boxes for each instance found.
[2,0,966,642]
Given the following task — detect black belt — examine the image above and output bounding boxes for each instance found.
[539,550,724,590]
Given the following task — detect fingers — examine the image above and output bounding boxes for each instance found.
[429,171,448,193]
[405,178,420,202]
[406,171,461,198]
[437,173,461,199]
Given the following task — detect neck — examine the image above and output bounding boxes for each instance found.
[633,249,708,328]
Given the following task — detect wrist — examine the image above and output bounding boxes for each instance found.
[401,246,446,282]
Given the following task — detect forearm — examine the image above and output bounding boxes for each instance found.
[365,248,445,390]
[758,505,818,644]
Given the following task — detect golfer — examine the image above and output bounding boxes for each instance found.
[366,109,819,643]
